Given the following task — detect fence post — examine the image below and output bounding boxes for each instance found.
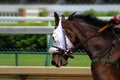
[15,50,18,66]
[45,35,52,66]
[48,21,51,27]
[45,20,52,66]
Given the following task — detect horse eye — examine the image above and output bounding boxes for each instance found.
[52,33,58,42]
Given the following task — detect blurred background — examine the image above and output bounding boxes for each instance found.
[0,0,120,67]
[0,0,120,17]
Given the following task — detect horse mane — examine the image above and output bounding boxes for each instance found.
[68,13,108,28]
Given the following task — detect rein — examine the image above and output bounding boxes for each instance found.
[58,24,112,58]
[67,24,120,64]
[68,24,114,54]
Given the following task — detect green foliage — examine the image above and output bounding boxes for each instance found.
[107,11,118,16]
[83,9,118,16]
[0,34,47,50]
[63,11,72,16]
[39,10,49,17]
[59,10,118,17]
[83,9,97,16]
[0,22,48,50]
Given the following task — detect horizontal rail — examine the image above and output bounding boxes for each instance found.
[0,26,54,34]
[0,17,54,21]
[0,17,112,21]
[0,66,92,80]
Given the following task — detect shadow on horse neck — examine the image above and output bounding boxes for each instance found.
[62,13,120,80]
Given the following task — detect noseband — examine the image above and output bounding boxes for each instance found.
[52,46,74,58]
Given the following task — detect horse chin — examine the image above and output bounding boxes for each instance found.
[51,53,68,67]
[51,59,68,67]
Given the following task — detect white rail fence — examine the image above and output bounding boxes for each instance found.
[0,16,112,26]
[0,26,53,34]
[0,16,54,25]
[0,16,112,34]
[0,17,111,80]
[0,17,55,34]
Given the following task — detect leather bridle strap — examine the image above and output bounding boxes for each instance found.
[68,34,98,54]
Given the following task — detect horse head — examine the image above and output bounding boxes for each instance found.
[49,12,76,67]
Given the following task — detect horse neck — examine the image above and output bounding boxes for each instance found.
[66,22,115,60]
[72,23,99,59]
[77,25,116,60]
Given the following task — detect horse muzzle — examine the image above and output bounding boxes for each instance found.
[49,47,69,67]
[51,53,68,67]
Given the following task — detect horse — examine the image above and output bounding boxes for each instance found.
[49,12,120,80]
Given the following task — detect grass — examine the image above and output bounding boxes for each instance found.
[0,53,91,67]
[0,54,48,66]
[68,54,91,67]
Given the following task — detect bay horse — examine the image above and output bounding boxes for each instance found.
[49,12,120,80]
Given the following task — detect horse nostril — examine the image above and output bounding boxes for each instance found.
[51,61,56,65]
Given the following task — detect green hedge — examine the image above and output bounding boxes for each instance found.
[83,9,118,16]
[0,34,47,50]
[63,9,119,16]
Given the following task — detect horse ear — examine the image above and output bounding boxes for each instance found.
[62,14,65,20]
[68,12,77,20]
[54,12,59,28]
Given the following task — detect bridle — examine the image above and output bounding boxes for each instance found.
[52,28,74,58]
